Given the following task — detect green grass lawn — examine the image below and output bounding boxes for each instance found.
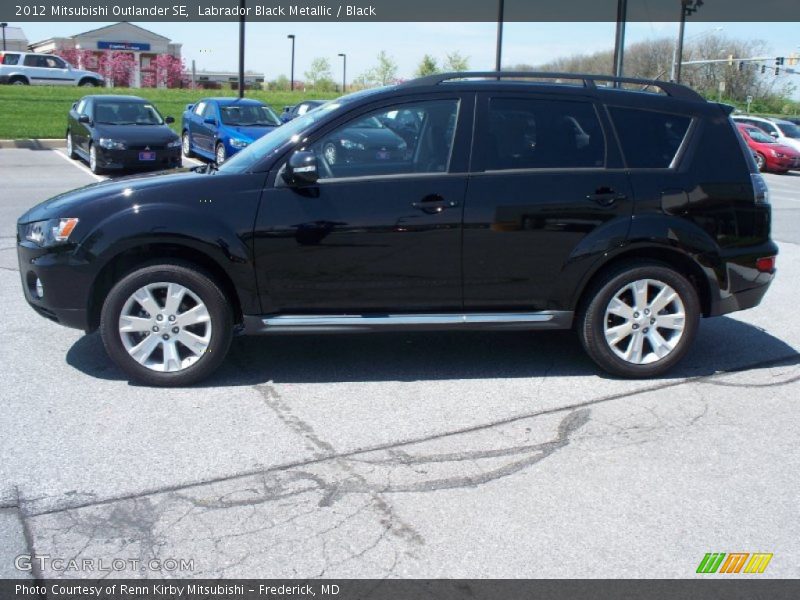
[0,86,339,139]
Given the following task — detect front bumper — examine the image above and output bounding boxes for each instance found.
[96,146,182,171]
[17,240,93,331]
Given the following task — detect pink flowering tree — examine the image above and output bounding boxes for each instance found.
[153,54,185,88]
[97,52,136,87]
[54,48,97,71]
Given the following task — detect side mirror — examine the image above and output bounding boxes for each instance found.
[283,150,319,186]
[769,131,779,138]
[78,114,91,124]
[165,116,175,124]
[204,117,216,125]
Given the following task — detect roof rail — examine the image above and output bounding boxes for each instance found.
[401,71,704,102]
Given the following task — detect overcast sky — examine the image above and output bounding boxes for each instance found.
[14,21,800,89]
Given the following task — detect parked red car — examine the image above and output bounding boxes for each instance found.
[736,123,800,173]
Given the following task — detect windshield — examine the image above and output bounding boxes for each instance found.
[94,101,164,125]
[219,100,340,173]
[220,103,280,127]
[744,127,775,143]
[776,122,800,139]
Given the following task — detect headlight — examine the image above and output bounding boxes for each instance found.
[229,138,249,149]
[166,138,182,148]
[22,218,80,247]
[98,138,126,150]
[340,139,365,150]
[770,149,785,158]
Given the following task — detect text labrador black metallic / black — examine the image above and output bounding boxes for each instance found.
[17,72,778,385]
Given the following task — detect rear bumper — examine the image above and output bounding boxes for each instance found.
[0,75,10,85]
[17,240,92,331]
[707,240,778,317]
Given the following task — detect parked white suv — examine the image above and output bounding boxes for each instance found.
[732,114,800,153]
[0,51,104,87]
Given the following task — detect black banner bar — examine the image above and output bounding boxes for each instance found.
[4,579,800,600]
[4,0,800,22]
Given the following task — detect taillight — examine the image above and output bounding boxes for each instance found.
[756,256,776,273]
[751,173,770,204]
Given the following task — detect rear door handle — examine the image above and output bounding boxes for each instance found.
[412,194,459,214]
[587,188,627,207]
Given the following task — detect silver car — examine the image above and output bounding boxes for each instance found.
[0,51,104,87]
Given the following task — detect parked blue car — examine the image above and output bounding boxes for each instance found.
[181,97,281,164]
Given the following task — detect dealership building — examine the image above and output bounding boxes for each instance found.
[29,22,182,88]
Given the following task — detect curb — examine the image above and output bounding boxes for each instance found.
[0,139,65,149]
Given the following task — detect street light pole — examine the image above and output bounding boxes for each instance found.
[238,0,245,98]
[0,23,8,52]
[612,0,627,78]
[671,0,704,84]
[287,34,295,91]
[338,53,346,93]
[495,0,504,72]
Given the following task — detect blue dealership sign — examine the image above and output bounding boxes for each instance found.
[97,41,151,51]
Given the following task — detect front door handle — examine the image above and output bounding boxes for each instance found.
[587,187,627,207]
[412,194,459,214]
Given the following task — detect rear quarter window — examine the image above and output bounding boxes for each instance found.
[2,54,21,65]
[610,107,691,168]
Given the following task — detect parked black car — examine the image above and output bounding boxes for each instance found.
[19,72,777,386]
[279,99,326,123]
[318,115,408,166]
[66,95,182,174]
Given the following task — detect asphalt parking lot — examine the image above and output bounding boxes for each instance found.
[1,146,799,579]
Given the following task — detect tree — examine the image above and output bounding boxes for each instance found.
[443,51,469,72]
[357,51,399,88]
[97,51,136,87]
[268,74,291,91]
[415,54,439,77]
[304,57,336,91]
[152,54,184,88]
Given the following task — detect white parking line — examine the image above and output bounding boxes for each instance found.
[52,147,107,182]
[183,156,204,168]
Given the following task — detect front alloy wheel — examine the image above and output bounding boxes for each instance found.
[89,144,101,174]
[579,262,699,378]
[66,131,77,159]
[755,152,766,172]
[215,142,226,165]
[100,263,233,386]
[182,132,194,157]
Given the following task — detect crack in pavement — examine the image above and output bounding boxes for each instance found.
[18,351,800,520]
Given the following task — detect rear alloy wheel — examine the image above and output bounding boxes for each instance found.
[66,131,77,159]
[215,142,226,165]
[100,263,233,386]
[579,262,700,378]
[182,132,194,158]
[755,152,766,172]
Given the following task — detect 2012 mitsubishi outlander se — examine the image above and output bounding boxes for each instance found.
[17,72,778,386]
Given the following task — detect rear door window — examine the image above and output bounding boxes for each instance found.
[609,107,691,168]
[476,97,606,171]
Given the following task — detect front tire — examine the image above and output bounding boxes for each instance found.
[182,131,194,158]
[88,143,103,174]
[755,152,766,172]
[66,130,77,159]
[100,263,234,386]
[79,78,99,87]
[578,261,700,378]
[215,142,226,165]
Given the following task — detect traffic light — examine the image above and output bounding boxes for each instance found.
[738,61,744,71]
[761,65,766,74]
[775,67,780,76]
[776,57,785,66]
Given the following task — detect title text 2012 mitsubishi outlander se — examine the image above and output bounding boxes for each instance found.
[17,72,778,386]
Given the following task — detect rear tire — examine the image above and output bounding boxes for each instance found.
[578,261,700,378]
[100,262,234,387]
[10,77,28,86]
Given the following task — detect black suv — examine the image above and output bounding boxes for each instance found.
[17,72,777,386]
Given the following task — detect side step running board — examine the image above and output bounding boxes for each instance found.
[242,311,573,334]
